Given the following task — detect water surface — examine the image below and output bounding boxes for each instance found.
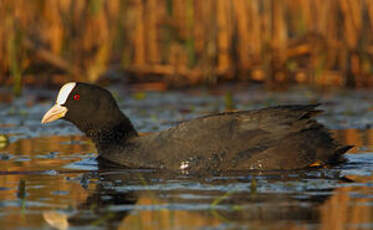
[0,85,372,230]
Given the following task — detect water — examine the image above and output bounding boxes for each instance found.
[0,84,372,230]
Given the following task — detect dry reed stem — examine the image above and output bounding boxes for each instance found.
[134,0,146,66]
[232,0,250,72]
[216,0,231,74]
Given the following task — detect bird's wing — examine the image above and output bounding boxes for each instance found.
[133,104,336,170]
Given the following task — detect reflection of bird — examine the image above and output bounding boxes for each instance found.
[43,182,137,229]
[42,82,352,172]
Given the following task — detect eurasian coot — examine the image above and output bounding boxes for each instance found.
[41,82,352,172]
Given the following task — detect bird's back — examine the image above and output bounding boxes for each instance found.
[100,104,351,172]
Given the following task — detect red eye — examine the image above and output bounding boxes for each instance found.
[73,94,80,100]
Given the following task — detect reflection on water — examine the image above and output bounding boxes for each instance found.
[0,85,372,229]
[0,128,371,230]
[320,181,373,230]
[332,129,373,153]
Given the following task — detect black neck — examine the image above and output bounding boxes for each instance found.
[72,116,138,151]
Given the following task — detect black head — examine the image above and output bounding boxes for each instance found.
[42,82,137,146]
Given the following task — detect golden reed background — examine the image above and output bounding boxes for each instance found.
[1,0,373,88]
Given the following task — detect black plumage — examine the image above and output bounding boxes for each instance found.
[42,82,352,172]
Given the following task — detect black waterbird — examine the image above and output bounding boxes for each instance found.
[41,82,352,172]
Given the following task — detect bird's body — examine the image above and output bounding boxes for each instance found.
[42,82,352,172]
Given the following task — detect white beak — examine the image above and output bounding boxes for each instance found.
[41,104,68,124]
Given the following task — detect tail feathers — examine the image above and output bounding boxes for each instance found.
[299,109,323,120]
[327,145,354,165]
[335,145,354,155]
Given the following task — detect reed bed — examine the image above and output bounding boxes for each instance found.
[0,0,372,88]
